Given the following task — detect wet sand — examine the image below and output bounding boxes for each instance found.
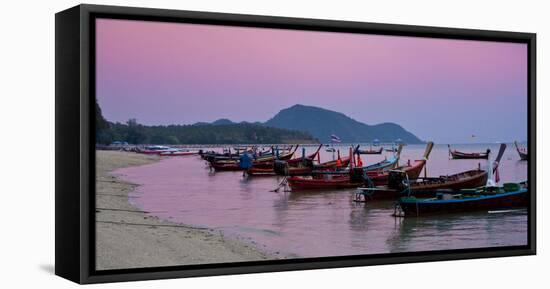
[95,150,274,270]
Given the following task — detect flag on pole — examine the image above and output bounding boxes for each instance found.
[330,134,341,143]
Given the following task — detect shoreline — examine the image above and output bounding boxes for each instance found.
[95,150,276,270]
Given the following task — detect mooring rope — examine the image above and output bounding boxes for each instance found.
[270,176,289,192]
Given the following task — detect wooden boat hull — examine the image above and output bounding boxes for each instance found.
[450,152,488,159]
[282,157,351,176]
[398,188,528,217]
[357,147,383,155]
[255,151,295,163]
[364,156,399,172]
[448,145,489,159]
[367,160,426,186]
[246,167,277,176]
[358,169,488,200]
[211,151,295,171]
[210,163,243,171]
[287,156,399,191]
[212,160,274,171]
[287,175,362,190]
[411,170,488,192]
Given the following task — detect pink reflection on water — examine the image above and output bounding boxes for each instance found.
[113,144,527,259]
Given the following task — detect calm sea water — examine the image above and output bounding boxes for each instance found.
[115,143,528,262]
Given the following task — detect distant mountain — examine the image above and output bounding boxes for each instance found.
[192,118,235,126]
[264,104,423,144]
[211,118,235,125]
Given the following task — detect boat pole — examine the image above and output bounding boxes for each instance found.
[486,149,496,187]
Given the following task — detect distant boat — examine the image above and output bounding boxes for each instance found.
[385,143,398,152]
[514,141,528,160]
[448,144,489,159]
[138,145,175,154]
[356,147,383,155]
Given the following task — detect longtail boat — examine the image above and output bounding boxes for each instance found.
[356,147,383,155]
[287,146,403,191]
[286,145,323,166]
[396,182,528,217]
[201,150,249,162]
[366,142,433,186]
[247,145,322,176]
[287,168,368,190]
[269,145,346,176]
[275,156,352,176]
[210,146,298,171]
[403,143,505,193]
[203,145,294,162]
[448,144,489,159]
[355,143,507,201]
[514,141,528,160]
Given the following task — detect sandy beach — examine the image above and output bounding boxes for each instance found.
[95,150,274,270]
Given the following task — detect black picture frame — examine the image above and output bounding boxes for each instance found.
[55,4,536,284]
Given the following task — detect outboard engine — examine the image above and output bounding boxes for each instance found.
[302,158,314,168]
[350,167,366,183]
[388,170,408,191]
[273,160,289,175]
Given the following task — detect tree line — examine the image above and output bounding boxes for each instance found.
[95,101,317,145]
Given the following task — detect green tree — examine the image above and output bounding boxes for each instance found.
[95,99,112,144]
[125,118,146,144]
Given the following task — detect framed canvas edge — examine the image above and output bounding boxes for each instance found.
[54,3,537,284]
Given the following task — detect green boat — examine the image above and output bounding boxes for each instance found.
[395,182,528,217]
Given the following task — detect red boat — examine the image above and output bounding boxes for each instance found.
[283,156,351,176]
[448,144,489,159]
[286,145,323,166]
[367,159,425,186]
[246,166,278,176]
[209,161,247,171]
[287,171,364,190]
[287,144,404,191]
[366,142,433,186]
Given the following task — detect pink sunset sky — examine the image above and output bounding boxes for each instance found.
[96,18,527,143]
